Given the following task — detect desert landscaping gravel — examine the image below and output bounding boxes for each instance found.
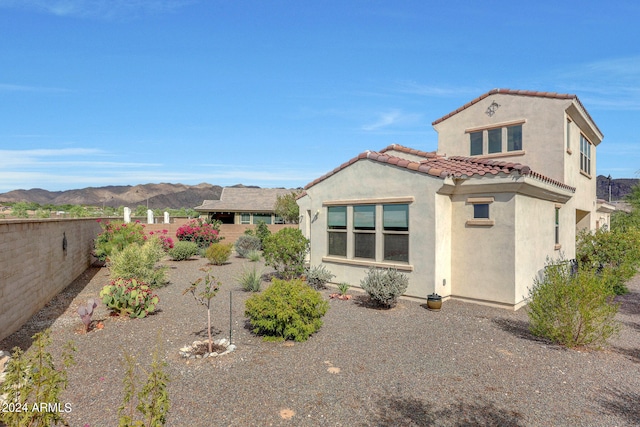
[1,255,639,427]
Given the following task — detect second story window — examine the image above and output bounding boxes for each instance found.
[580,134,591,175]
[468,123,523,156]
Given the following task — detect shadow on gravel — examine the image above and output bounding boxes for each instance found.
[610,346,640,363]
[367,394,524,426]
[617,289,640,316]
[598,386,640,425]
[0,264,102,352]
[193,327,222,339]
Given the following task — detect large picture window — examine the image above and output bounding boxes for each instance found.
[383,204,409,262]
[468,122,524,156]
[354,205,375,259]
[327,206,347,256]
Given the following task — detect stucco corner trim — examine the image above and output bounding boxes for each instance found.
[465,219,495,227]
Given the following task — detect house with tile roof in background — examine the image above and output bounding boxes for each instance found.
[297,89,614,309]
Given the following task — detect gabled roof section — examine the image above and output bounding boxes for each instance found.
[431,88,603,138]
[303,144,575,193]
[194,187,293,212]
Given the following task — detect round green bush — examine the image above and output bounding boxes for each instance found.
[168,241,200,261]
[244,278,329,342]
[235,235,262,258]
[205,242,233,265]
[262,228,309,279]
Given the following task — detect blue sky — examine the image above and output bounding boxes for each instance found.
[0,0,638,193]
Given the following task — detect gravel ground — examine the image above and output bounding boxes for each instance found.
[1,255,639,427]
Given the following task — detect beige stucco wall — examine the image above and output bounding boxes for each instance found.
[298,159,448,299]
[0,218,102,341]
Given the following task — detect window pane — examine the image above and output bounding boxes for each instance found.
[507,125,522,151]
[328,231,347,256]
[354,233,375,259]
[383,204,408,231]
[488,128,502,153]
[328,206,346,229]
[253,213,272,224]
[384,234,408,262]
[241,213,251,224]
[354,205,375,230]
[470,131,483,155]
[474,204,489,219]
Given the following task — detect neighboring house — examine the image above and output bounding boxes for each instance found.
[195,187,294,224]
[297,89,614,309]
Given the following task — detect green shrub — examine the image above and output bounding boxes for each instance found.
[0,330,75,427]
[168,241,200,261]
[238,265,263,292]
[108,238,168,287]
[262,228,309,279]
[235,235,262,258]
[100,278,160,318]
[119,343,170,427]
[247,250,261,262]
[527,259,620,348]
[205,242,233,265]
[94,220,146,261]
[360,267,409,308]
[576,227,640,295]
[305,264,335,290]
[338,282,350,296]
[244,220,271,247]
[245,278,329,341]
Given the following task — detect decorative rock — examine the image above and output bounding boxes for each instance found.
[178,339,236,359]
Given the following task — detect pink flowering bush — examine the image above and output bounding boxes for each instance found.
[94,220,146,262]
[176,218,222,248]
[148,229,174,252]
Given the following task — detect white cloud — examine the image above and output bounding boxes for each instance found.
[0,83,69,93]
[361,110,422,132]
[0,0,197,19]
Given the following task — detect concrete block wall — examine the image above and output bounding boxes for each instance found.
[0,218,102,341]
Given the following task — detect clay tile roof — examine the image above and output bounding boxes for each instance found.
[431,89,602,137]
[303,145,576,193]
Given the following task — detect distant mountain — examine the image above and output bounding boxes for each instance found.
[0,183,224,209]
[596,175,639,202]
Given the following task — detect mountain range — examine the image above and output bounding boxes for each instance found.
[0,176,636,209]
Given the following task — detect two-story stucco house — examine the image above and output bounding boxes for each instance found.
[297,89,614,309]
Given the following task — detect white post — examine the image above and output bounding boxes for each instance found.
[147,209,154,224]
[164,211,170,224]
[124,207,131,223]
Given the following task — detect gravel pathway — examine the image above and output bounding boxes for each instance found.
[1,255,639,427]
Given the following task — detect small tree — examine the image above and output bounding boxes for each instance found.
[274,191,301,224]
[262,228,309,279]
[0,330,76,427]
[183,268,221,353]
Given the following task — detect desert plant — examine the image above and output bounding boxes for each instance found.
[360,267,409,308]
[148,229,174,252]
[77,298,98,333]
[305,264,335,290]
[247,250,261,262]
[167,241,200,261]
[262,228,309,279]
[108,238,168,287]
[273,191,301,224]
[234,235,262,258]
[527,258,621,348]
[245,278,329,342]
[183,269,221,353]
[94,220,147,261]
[0,330,75,427]
[205,242,233,265]
[238,265,263,292]
[100,278,160,319]
[119,343,170,427]
[176,218,222,248]
[576,227,640,295]
[244,220,271,248]
[338,282,350,296]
